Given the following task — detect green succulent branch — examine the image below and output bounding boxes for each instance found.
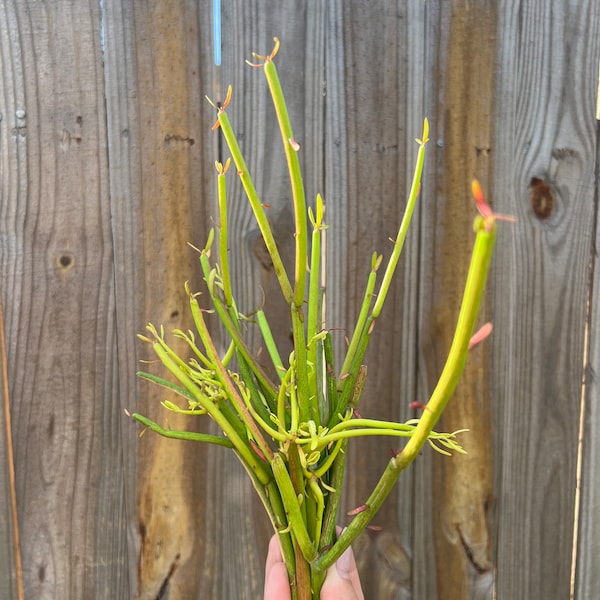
[253,38,308,309]
[129,38,509,600]
[313,209,499,572]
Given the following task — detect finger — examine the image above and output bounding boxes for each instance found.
[264,535,291,600]
[265,534,283,573]
[320,544,364,600]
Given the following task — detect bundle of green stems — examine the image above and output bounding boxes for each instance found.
[130,39,504,599]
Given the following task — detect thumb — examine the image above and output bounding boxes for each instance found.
[320,545,363,600]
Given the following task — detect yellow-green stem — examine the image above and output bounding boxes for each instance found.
[313,217,497,572]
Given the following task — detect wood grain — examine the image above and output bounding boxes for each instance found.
[491,2,600,599]
[576,115,600,600]
[413,2,497,598]
[103,0,215,598]
[0,1,129,598]
[0,299,22,600]
[0,1,599,599]
[334,2,427,599]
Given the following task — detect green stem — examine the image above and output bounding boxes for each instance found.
[150,342,270,484]
[263,59,308,308]
[322,332,338,425]
[371,119,429,318]
[338,254,380,383]
[272,453,317,562]
[329,121,429,428]
[217,165,233,306]
[136,371,198,404]
[290,305,313,424]
[313,217,496,572]
[307,477,325,548]
[201,256,278,400]
[256,309,285,381]
[319,439,348,552]
[129,413,234,448]
[217,108,294,303]
[187,286,275,463]
[307,195,325,423]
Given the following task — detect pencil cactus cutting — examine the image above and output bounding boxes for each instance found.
[127,38,509,600]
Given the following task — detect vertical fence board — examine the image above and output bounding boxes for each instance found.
[333,2,427,598]
[577,214,600,597]
[0,5,23,595]
[103,0,215,598]
[0,304,20,599]
[491,1,600,599]
[0,1,129,598]
[201,4,329,597]
[413,2,497,599]
[575,26,600,595]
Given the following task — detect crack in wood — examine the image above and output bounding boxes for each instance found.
[455,524,490,575]
[154,554,180,600]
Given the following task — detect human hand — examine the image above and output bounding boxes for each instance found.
[263,533,364,600]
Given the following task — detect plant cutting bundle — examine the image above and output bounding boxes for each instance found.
[128,38,506,599]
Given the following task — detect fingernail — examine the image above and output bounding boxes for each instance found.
[336,545,352,580]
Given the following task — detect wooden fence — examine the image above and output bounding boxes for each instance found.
[1,1,599,598]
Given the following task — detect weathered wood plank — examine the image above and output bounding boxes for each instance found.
[201,4,330,597]
[0,6,24,597]
[0,1,129,598]
[103,0,216,598]
[412,2,498,598]
[0,300,22,600]
[574,33,600,600]
[576,206,600,597]
[491,1,600,599]
[334,2,427,599]
[577,186,600,600]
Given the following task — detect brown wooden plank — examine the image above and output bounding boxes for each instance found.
[102,0,217,598]
[490,2,600,599]
[0,0,129,598]
[411,2,498,598]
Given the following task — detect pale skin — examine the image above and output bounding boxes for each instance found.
[263,533,364,600]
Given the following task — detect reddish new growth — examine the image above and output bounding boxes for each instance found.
[207,85,233,131]
[469,322,493,350]
[246,37,281,67]
[347,504,369,516]
[410,401,431,413]
[472,179,517,232]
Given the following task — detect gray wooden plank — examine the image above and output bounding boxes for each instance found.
[0,3,24,597]
[491,1,600,599]
[335,2,427,598]
[574,69,600,600]
[0,302,21,600]
[576,208,600,597]
[203,3,329,598]
[0,0,129,598]
[575,198,600,600]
